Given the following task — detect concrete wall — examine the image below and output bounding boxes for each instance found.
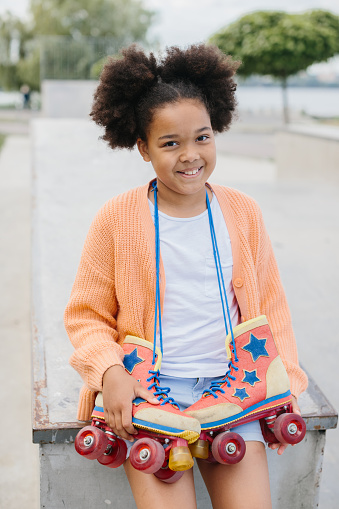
[41,80,98,118]
[276,124,339,182]
[40,433,326,509]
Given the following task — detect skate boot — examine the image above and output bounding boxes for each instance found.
[185,316,306,464]
[76,335,200,477]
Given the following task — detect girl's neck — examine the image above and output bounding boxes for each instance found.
[149,180,213,218]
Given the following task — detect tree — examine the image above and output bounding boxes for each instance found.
[0,0,155,91]
[210,10,339,122]
[16,42,41,90]
[29,0,154,43]
[0,12,31,89]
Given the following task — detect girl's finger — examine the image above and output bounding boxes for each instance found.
[277,443,288,455]
[104,409,116,431]
[121,407,137,438]
[136,386,159,405]
[111,410,122,435]
[114,411,135,441]
[268,442,288,455]
[291,397,301,415]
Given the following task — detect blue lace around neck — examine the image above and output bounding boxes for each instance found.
[151,180,238,399]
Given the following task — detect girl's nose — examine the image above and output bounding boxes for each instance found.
[179,144,200,163]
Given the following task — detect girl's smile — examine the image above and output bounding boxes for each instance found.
[137,99,216,216]
[176,166,203,177]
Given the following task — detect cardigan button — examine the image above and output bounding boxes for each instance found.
[234,277,243,288]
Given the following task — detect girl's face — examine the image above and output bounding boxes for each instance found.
[137,99,216,205]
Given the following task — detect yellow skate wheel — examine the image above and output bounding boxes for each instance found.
[168,446,194,471]
[189,439,209,460]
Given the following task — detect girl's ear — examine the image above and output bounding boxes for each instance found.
[137,138,151,162]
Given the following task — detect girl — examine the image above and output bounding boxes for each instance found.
[65,44,308,509]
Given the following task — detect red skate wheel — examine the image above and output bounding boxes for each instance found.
[154,467,184,483]
[98,438,128,468]
[75,426,109,460]
[211,432,246,465]
[273,413,306,445]
[130,438,165,474]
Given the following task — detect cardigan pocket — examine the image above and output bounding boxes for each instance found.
[205,257,233,300]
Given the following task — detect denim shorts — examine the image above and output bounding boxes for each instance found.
[124,373,265,458]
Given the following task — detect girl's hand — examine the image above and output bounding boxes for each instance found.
[102,365,159,442]
[268,396,301,455]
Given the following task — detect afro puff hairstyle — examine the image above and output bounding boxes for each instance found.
[90,44,240,150]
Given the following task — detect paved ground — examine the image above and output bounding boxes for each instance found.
[0,109,41,135]
[212,157,339,509]
[0,109,338,507]
[0,135,39,508]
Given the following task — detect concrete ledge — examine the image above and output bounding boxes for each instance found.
[32,371,337,444]
[31,118,338,508]
[276,124,339,181]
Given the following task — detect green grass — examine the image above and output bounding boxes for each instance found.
[319,118,339,126]
[311,115,339,126]
[0,104,17,110]
[0,134,6,152]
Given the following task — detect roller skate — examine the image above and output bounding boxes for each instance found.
[185,316,306,465]
[75,335,201,482]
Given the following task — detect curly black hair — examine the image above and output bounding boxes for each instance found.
[90,44,240,149]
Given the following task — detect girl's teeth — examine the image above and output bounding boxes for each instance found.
[184,168,199,175]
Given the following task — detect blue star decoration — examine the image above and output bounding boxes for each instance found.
[242,369,261,387]
[232,388,250,402]
[123,347,144,374]
[133,397,146,406]
[242,333,269,362]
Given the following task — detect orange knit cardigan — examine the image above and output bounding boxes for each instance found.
[64,182,308,421]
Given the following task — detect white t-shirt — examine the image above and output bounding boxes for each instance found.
[149,194,240,377]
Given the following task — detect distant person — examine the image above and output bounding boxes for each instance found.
[20,84,31,109]
[65,44,308,509]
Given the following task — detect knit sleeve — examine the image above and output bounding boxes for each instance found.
[255,205,308,399]
[64,202,124,391]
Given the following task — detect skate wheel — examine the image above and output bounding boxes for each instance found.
[98,438,128,468]
[75,426,109,460]
[273,413,306,445]
[211,432,246,465]
[154,467,185,483]
[130,438,165,474]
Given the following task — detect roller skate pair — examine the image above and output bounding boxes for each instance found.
[75,316,306,479]
[75,336,201,483]
[185,315,306,465]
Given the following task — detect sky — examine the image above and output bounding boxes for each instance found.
[1,0,339,73]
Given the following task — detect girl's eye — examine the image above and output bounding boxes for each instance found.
[163,141,178,147]
[197,135,209,142]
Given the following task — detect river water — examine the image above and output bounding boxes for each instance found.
[236,86,339,117]
[1,86,338,117]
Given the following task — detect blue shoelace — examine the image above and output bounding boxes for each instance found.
[203,190,239,398]
[146,369,179,408]
[151,181,238,402]
[150,181,179,408]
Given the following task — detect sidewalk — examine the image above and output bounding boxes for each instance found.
[0,109,40,135]
[0,135,39,509]
[1,124,338,508]
[214,151,339,509]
